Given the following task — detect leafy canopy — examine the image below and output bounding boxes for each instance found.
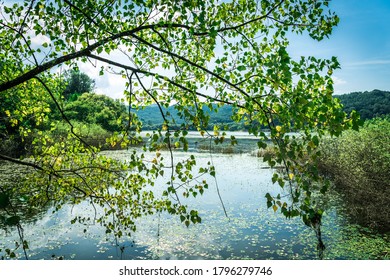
[62,69,95,101]
[0,0,360,257]
[64,93,127,132]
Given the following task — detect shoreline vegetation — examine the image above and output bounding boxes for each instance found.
[253,117,390,235]
[317,117,390,233]
[1,88,389,258]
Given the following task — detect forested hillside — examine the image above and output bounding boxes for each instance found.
[334,89,390,120]
[136,104,242,131]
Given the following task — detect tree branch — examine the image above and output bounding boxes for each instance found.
[34,76,93,150]
[0,1,285,93]
[86,53,238,106]
[0,153,46,173]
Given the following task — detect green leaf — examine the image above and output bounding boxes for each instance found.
[257,141,267,149]
[272,173,278,184]
[312,135,319,146]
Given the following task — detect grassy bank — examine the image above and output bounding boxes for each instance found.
[318,117,390,232]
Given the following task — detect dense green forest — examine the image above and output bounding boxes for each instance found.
[135,103,243,131]
[334,90,390,120]
[137,89,390,130]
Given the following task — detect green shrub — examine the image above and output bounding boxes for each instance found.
[318,117,390,232]
[47,121,113,148]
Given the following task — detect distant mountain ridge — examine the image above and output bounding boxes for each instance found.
[134,103,240,130]
[135,90,390,130]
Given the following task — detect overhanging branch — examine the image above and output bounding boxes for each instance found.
[86,53,238,106]
[0,1,284,93]
[0,153,46,173]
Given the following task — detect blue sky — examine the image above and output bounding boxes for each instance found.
[88,0,390,97]
[4,0,385,97]
[289,0,390,94]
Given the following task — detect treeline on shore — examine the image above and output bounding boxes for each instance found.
[1,68,389,158]
[0,70,128,156]
[334,89,390,120]
[137,89,390,130]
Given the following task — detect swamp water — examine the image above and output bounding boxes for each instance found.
[1,138,389,260]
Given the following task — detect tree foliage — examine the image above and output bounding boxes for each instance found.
[0,0,360,258]
[64,93,127,132]
[62,69,95,101]
[334,90,390,120]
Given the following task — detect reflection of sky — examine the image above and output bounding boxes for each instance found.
[1,151,339,260]
[0,151,310,259]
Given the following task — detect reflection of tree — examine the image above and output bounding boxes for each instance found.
[0,161,51,259]
[0,184,50,229]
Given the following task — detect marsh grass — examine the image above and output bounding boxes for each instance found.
[317,117,390,233]
[251,146,278,158]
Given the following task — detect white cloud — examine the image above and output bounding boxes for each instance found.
[75,51,129,100]
[332,76,347,86]
[30,34,51,45]
[95,73,126,100]
[346,60,390,67]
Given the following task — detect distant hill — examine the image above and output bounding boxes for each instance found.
[134,90,390,130]
[334,89,390,120]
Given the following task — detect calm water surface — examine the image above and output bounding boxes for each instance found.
[0,149,388,260]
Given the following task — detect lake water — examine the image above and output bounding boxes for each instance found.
[0,147,388,260]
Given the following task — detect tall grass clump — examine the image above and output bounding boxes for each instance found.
[318,117,390,232]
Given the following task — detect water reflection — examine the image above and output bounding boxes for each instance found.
[1,150,388,260]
